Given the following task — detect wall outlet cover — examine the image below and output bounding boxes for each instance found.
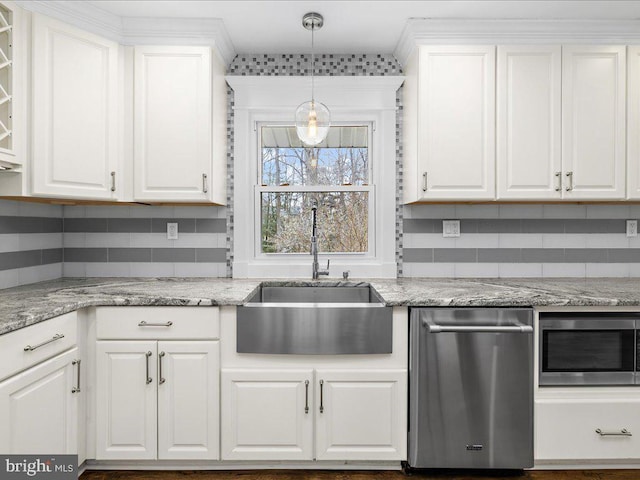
[443,220,460,238]
[626,220,638,238]
[167,222,178,240]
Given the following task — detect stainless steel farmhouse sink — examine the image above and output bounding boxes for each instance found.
[236,284,392,355]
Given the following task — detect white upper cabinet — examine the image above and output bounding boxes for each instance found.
[404,45,496,202]
[497,46,562,200]
[133,46,226,204]
[562,46,626,200]
[31,14,120,200]
[627,46,640,199]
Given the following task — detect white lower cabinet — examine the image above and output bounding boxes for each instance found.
[0,348,80,454]
[96,340,219,460]
[536,393,640,462]
[221,368,406,462]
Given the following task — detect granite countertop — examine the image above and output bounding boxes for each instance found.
[2,277,640,336]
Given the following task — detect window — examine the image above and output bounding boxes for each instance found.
[258,125,372,255]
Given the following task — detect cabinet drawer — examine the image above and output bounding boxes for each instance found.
[0,312,78,382]
[536,396,640,461]
[96,307,219,340]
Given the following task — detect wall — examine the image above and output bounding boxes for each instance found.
[0,199,63,289]
[402,204,640,277]
[62,205,227,277]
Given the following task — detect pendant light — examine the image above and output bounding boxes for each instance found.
[295,12,330,146]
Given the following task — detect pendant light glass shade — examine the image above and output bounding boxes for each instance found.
[295,100,330,146]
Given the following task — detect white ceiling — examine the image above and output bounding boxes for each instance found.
[85,1,640,55]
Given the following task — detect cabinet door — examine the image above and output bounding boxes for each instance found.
[31,14,119,200]
[562,46,626,199]
[96,341,157,460]
[628,46,640,199]
[134,46,213,202]
[417,45,496,200]
[0,348,78,454]
[536,396,640,461]
[315,369,407,461]
[157,341,219,460]
[497,46,562,199]
[221,369,313,460]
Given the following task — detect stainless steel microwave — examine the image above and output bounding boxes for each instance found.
[539,313,640,386]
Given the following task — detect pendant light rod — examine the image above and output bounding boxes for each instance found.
[302,12,323,103]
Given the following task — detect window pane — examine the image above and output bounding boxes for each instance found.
[261,126,368,186]
[261,191,368,254]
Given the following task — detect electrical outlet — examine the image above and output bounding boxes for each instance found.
[627,220,638,238]
[167,222,178,240]
[443,220,460,238]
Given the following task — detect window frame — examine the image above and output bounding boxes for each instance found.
[254,121,375,259]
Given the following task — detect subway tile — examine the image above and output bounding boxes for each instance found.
[542,205,587,218]
[18,202,62,218]
[85,206,126,218]
[629,264,640,277]
[42,248,63,264]
[402,248,433,263]
[607,249,640,263]
[402,233,456,249]
[195,248,227,263]
[542,234,587,248]
[564,219,625,234]
[151,218,196,233]
[129,206,175,218]
[459,219,478,234]
[85,232,131,248]
[86,262,131,277]
[477,248,521,263]
[64,218,108,233]
[401,219,439,234]
[498,205,544,219]
[542,263,586,277]
[129,262,175,277]
[0,250,41,271]
[521,248,565,263]
[586,263,630,277]
[18,233,63,251]
[0,269,19,289]
[0,200,19,216]
[403,262,456,277]
[42,218,64,232]
[174,233,226,248]
[433,248,476,263]
[585,234,630,248]
[455,205,500,218]
[62,262,86,277]
[454,263,500,278]
[0,234,19,252]
[63,248,108,262]
[174,263,225,277]
[174,206,225,219]
[0,216,62,234]
[404,205,456,219]
[564,248,608,263]
[109,248,152,262]
[477,219,521,233]
[455,233,500,248]
[498,234,543,249]
[152,248,196,263]
[586,205,630,219]
[522,219,564,233]
[18,263,62,285]
[195,218,226,233]
[63,232,86,248]
[130,233,173,248]
[108,218,151,233]
[498,263,543,278]
[62,206,87,218]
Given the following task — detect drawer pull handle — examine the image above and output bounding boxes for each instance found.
[145,351,152,384]
[110,171,116,192]
[304,380,309,414]
[596,428,632,437]
[24,333,64,352]
[138,321,173,327]
[565,171,573,192]
[72,359,81,393]
[202,173,208,193]
[319,379,324,414]
[159,351,166,385]
[554,171,561,192]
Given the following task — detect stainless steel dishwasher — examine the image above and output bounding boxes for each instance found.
[408,308,534,470]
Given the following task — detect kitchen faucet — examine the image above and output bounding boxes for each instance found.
[311,202,329,279]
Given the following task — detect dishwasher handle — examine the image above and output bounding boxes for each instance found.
[422,318,533,333]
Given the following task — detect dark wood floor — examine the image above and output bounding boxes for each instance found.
[80,470,640,480]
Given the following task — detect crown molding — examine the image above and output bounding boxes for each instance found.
[395,18,640,66]
[15,1,236,65]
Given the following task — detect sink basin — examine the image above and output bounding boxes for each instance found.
[237,284,392,355]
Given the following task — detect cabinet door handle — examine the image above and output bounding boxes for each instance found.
[565,171,573,192]
[110,171,116,192]
[138,321,173,327]
[319,379,324,413]
[555,171,561,192]
[72,359,81,393]
[596,428,632,437]
[145,351,152,384]
[159,351,166,385]
[24,333,64,352]
[304,380,309,414]
[202,173,208,193]
[422,172,428,192]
